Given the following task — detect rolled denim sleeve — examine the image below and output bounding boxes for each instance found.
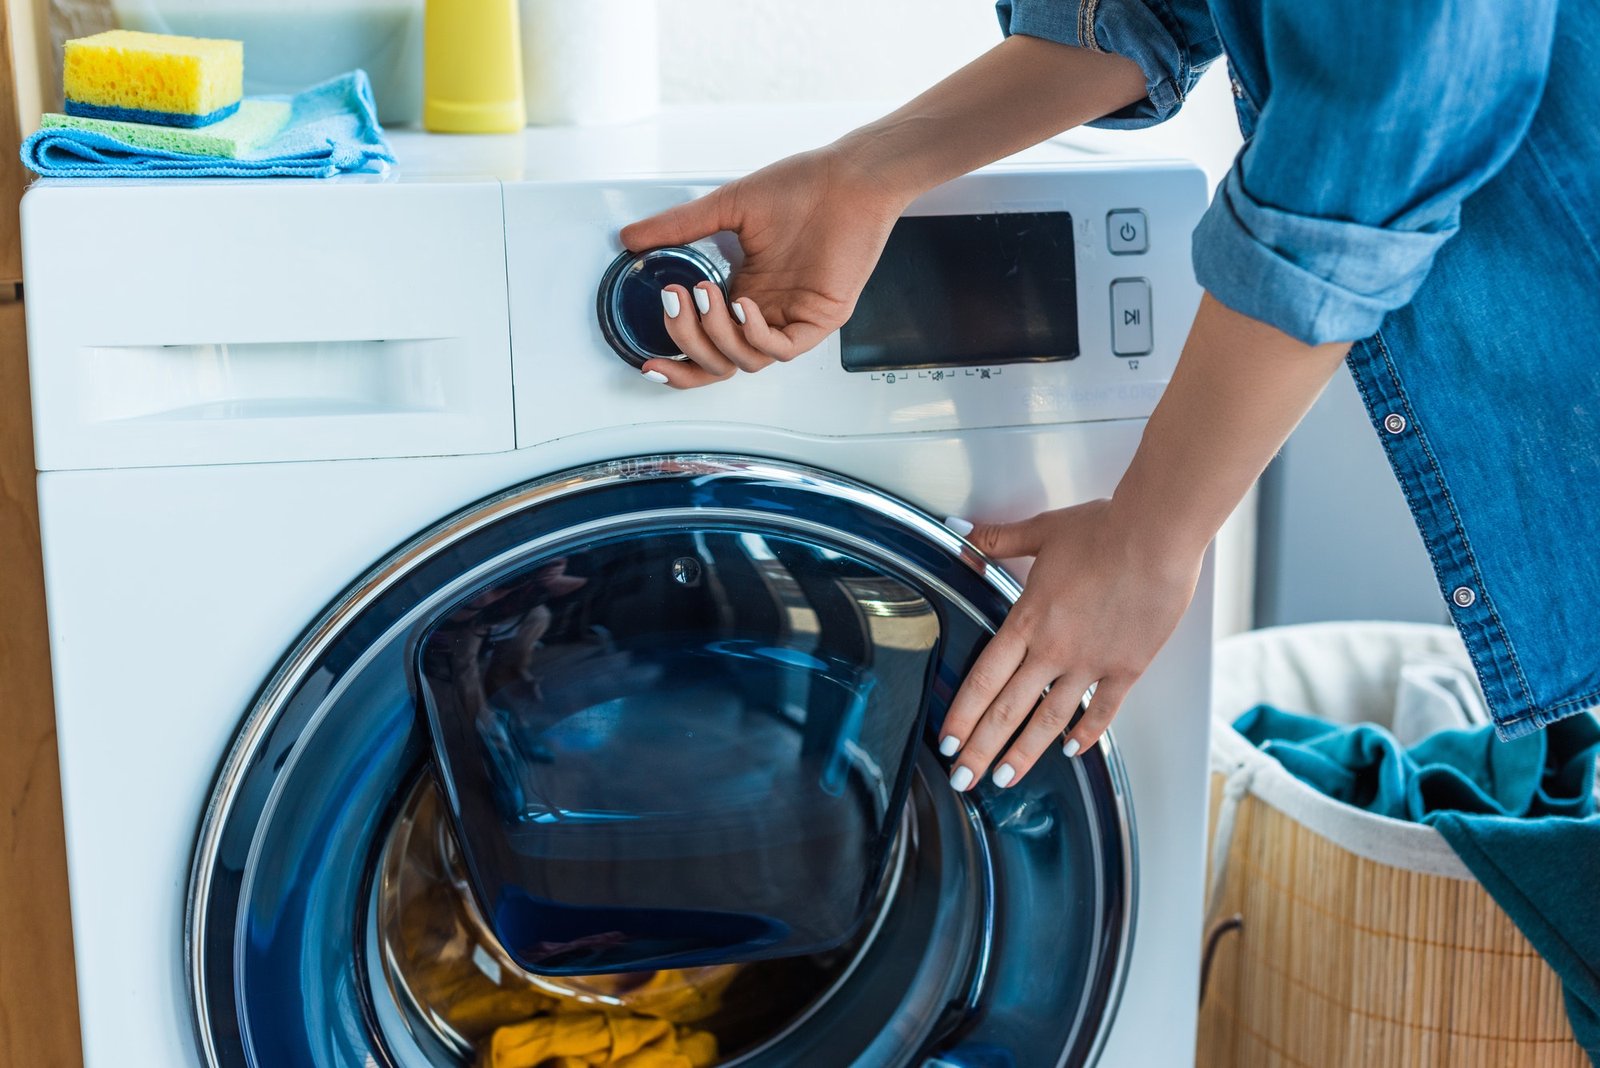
[1192,0,1560,344]
[995,0,1221,129]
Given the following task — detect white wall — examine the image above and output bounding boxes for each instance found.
[659,0,1241,186]
[660,0,1000,108]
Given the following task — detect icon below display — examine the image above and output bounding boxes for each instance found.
[1110,279,1153,355]
[1106,209,1148,255]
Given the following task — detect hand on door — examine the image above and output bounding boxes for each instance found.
[620,145,908,389]
[938,500,1204,791]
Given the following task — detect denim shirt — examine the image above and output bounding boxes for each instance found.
[997,0,1600,738]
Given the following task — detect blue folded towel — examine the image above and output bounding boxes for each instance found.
[20,71,393,179]
[1237,705,1600,1064]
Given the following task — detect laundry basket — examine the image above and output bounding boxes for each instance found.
[1197,622,1587,1068]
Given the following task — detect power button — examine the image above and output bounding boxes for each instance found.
[1107,210,1148,255]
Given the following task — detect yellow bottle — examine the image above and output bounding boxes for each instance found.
[423,0,526,133]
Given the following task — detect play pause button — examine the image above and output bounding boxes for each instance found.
[1110,278,1152,356]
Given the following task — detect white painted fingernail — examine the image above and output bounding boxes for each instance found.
[949,766,974,791]
[642,370,669,384]
[661,289,681,319]
[993,763,1016,788]
[938,735,960,757]
[944,516,974,537]
[731,300,747,325]
[1062,738,1081,758]
[693,286,711,316]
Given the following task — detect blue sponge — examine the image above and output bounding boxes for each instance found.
[64,98,240,128]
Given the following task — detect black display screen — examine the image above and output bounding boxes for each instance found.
[841,212,1078,372]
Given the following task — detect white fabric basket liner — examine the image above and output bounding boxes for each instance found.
[1208,621,1477,910]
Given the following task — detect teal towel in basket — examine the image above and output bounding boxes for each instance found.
[20,71,393,179]
[1237,705,1600,1064]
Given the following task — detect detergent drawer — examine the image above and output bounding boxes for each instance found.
[21,181,514,470]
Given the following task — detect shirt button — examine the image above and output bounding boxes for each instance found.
[1452,586,1477,608]
[1384,413,1407,434]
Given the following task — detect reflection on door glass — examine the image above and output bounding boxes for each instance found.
[415,529,941,975]
[376,778,897,1067]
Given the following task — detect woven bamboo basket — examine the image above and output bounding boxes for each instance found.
[1197,623,1587,1068]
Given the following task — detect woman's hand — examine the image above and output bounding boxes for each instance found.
[939,499,1205,791]
[616,35,1147,388]
[939,294,1353,792]
[618,145,910,389]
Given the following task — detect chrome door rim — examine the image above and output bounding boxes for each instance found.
[185,453,1138,1068]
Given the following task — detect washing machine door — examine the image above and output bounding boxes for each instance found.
[188,456,1135,1068]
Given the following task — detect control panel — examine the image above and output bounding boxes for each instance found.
[512,162,1208,448]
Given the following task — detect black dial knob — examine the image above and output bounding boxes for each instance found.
[597,245,729,369]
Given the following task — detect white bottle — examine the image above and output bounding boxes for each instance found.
[519,0,659,125]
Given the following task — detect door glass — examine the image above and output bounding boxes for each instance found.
[415,528,942,975]
[375,777,902,1067]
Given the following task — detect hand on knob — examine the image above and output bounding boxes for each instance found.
[620,145,909,389]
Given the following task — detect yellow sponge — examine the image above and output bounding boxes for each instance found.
[63,30,243,128]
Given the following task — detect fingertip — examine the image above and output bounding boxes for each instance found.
[620,191,726,254]
[969,516,1043,560]
[1060,693,1119,759]
[949,765,975,792]
[660,284,686,320]
[638,361,678,388]
[639,358,703,390]
[638,358,677,385]
[966,521,1004,556]
[734,300,793,362]
[944,516,974,538]
[938,734,960,758]
[733,297,765,331]
[618,219,657,254]
[732,303,777,359]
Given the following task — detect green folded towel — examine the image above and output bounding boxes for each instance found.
[39,99,291,160]
[1236,705,1600,1064]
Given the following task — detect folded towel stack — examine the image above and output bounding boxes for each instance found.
[20,29,393,179]
[64,30,243,128]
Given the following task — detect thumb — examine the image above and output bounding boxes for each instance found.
[620,189,734,252]
[960,515,1046,559]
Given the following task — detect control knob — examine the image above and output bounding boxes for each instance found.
[596,245,730,369]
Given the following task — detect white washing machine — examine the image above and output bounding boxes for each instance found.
[22,106,1212,1068]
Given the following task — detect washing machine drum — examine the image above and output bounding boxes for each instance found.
[189,457,1135,1068]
